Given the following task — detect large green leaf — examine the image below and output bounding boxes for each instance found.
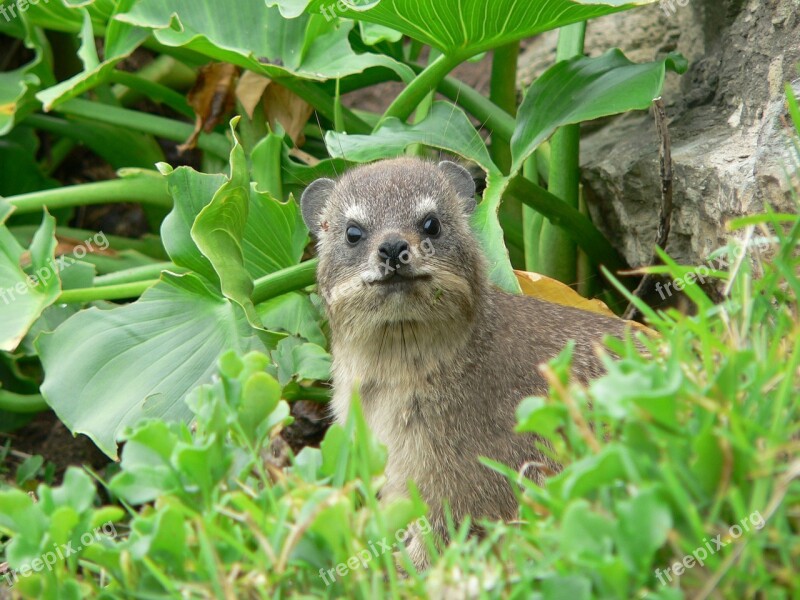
[0,203,59,352]
[326,101,497,174]
[32,115,165,170]
[472,174,520,292]
[37,272,266,458]
[511,49,688,173]
[191,126,254,318]
[37,2,149,110]
[117,0,412,81]
[0,13,53,135]
[298,0,654,57]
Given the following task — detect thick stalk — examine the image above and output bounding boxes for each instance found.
[7,176,171,214]
[538,22,586,284]
[0,391,48,414]
[57,280,158,304]
[507,176,628,277]
[252,260,318,305]
[380,53,464,125]
[405,63,516,143]
[522,154,544,271]
[55,99,231,158]
[94,263,183,286]
[489,43,520,172]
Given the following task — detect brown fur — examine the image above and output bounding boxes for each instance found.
[301,158,628,567]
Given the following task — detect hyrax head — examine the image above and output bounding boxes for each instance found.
[301,158,486,327]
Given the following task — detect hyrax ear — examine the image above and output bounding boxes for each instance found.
[300,178,336,235]
[437,161,476,214]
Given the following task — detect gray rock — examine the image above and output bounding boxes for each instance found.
[519,0,799,268]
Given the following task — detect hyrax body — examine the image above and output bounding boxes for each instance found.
[301,158,629,566]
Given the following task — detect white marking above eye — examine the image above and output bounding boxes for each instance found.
[344,203,370,225]
[415,196,438,219]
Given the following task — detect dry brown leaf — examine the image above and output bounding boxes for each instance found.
[234,71,313,146]
[236,70,271,119]
[18,236,117,269]
[179,62,239,152]
[515,270,616,317]
[263,81,314,146]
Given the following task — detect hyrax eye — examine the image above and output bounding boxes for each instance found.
[422,215,441,237]
[346,224,363,245]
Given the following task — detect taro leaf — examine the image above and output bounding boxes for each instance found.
[0,203,59,352]
[37,1,150,110]
[359,22,403,45]
[17,0,116,32]
[510,49,688,173]
[241,186,308,278]
[300,0,654,57]
[191,124,258,323]
[34,115,165,170]
[472,174,520,292]
[273,336,331,385]
[326,101,520,291]
[281,144,349,200]
[159,164,226,283]
[257,292,326,347]
[0,14,54,135]
[117,0,413,82]
[160,137,307,285]
[326,101,496,174]
[37,272,267,458]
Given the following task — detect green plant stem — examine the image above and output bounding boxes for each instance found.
[55,99,231,158]
[113,54,197,107]
[507,176,628,277]
[407,63,515,142]
[94,262,184,286]
[489,43,520,172]
[252,260,318,305]
[58,280,159,303]
[110,71,194,118]
[282,383,331,403]
[380,53,464,125]
[7,176,171,214]
[0,390,48,414]
[522,154,544,271]
[538,21,586,284]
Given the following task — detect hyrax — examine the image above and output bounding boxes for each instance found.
[301,158,630,566]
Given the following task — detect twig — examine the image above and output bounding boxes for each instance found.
[624,98,673,320]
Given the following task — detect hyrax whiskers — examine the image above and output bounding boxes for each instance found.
[301,158,631,567]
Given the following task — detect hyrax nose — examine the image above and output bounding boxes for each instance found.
[378,237,411,268]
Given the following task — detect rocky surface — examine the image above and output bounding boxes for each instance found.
[519,0,800,267]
